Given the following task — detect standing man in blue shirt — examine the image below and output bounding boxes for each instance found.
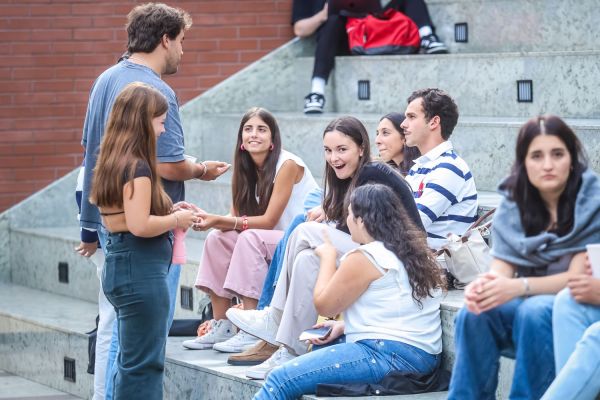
[401,88,477,250]
[79,4,229,399]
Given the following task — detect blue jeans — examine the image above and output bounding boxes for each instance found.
[105,259,181,400]
[257,213,306,309]
[449,295,555,400]
[253,339,440,400]
[257,188,322,310]
[542,288,600,400]
[102,232,172,400]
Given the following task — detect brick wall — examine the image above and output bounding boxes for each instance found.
[0,0,294,212]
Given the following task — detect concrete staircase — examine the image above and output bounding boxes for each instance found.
[1,0,597,398]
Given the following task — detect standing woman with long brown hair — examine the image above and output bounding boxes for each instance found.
[90,82,197,399]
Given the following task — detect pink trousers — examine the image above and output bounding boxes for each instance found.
[195,229,284,300]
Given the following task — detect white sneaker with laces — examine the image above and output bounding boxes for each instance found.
[226,307,279,346]
[213,330,260,353]
[245,347,295,380]
[182,319,236,350]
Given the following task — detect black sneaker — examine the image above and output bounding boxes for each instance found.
[303,92,325,114]
[420,34,448,54]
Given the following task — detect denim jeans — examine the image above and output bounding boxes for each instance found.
[257,188,322,310]
[449,295,555,400]
[253,339,440,400]
[102,232,172,400]
[542,288,600,400]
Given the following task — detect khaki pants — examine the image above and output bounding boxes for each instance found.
[271,221,357,355]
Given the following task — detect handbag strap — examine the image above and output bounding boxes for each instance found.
[467,208,496,231]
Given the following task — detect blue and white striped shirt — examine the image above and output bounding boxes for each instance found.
[405,141,478,249]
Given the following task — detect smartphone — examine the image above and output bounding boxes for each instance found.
[298,326,333,341]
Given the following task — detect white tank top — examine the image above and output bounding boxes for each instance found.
[343,241,443,355]
[272,150,318,230]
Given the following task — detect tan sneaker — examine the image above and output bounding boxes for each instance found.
[227,339,278,366]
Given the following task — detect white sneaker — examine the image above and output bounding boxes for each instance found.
[213,330,260,353]
[226,307,279,346]
[245,347,295,380]
[182,319,236,350]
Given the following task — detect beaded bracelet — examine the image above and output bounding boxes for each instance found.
[241,215,249,231]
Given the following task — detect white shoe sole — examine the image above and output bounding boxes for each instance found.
[182,340,217,350]
[245,368,268,380]
[213,340,259,353]
[226,310,279,346]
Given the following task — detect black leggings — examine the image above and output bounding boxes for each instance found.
[312,0,435,81]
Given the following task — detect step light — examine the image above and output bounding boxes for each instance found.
[517,80,533,103]
[58,262,69,284]
[455,23,468,43]
[180,286,194,311]
[64,357,76,382]
[358,80,370,100]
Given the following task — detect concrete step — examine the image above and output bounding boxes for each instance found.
[0,281,467,399]
[0,368,83,399]
[292,51,600,118]
[426,0,598,54]
[186,113,600,192]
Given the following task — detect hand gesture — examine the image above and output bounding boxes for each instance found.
[200,161,230,181]
[568,272,600,305]
[309,320,344,346]
[191,211,217,231]
[174,209,197,230]
[75,241,98,258]
[315,229,337,261]
[307,205,325,222]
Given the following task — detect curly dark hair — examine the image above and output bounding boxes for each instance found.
[350,184,446,306]
[126,3,192,53]
[407,88,459,140]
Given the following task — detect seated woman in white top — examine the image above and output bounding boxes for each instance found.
[252,183,445,399]
[183,107,318,352]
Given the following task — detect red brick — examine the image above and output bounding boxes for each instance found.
[6,17,52,29]
[239,26,279,38]
[33,154,75,167]
[0,130,32,143]
[75,54,116,66]
[12,67,55,80]
[0,169,15,180]
[30,29,73,41]
[13,92,55,105]
[184,39,218,51]
[0,68,10,79]
[197,51,239,63]
[0,5,30,17]
[0,94,13,106]
[10,42,52,54]
[1,31,32,41]
[0,156,34,168]
[71,3,115,15]
[32,130,77,142]
[50,16,95,29]
[30,4,71,16]
[14,168,57,181]
[194,14,258,26]
[0,144,14,155]
[219,64,243,76]
[54,66,103,79]
[12,143,56,155]
[92,16,127,28]
[0,182,37,194]
[73,28,115,41]
[258,14,290,24]
[0,81,33,93]
[198,76,225,89]
[31,54,75,66]
[218,39,259,51]
[32,80,75,92]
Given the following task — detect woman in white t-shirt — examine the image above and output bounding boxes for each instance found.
[183,107,318,352]
[253,183,445,399]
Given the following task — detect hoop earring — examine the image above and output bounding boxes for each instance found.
[240,144,246,151]
[269,143,274,151]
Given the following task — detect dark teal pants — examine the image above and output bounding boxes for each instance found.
[102,232,172,400]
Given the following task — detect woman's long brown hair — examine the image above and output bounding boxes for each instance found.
[231,107,282,216]
[90,82,172,216]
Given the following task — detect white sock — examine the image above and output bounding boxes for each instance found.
[419,26,433,38]
[311,77,326,95]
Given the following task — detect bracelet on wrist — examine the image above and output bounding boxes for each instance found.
[174,213,179,229]
[241,215,249,231]
[233,217,238,230]
[198,162,208,178]
[521,277,531,296]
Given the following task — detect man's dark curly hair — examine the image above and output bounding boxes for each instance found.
[407,88,459,140]
[126,3,192,53]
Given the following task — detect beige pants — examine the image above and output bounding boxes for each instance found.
[271,221,358,355]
